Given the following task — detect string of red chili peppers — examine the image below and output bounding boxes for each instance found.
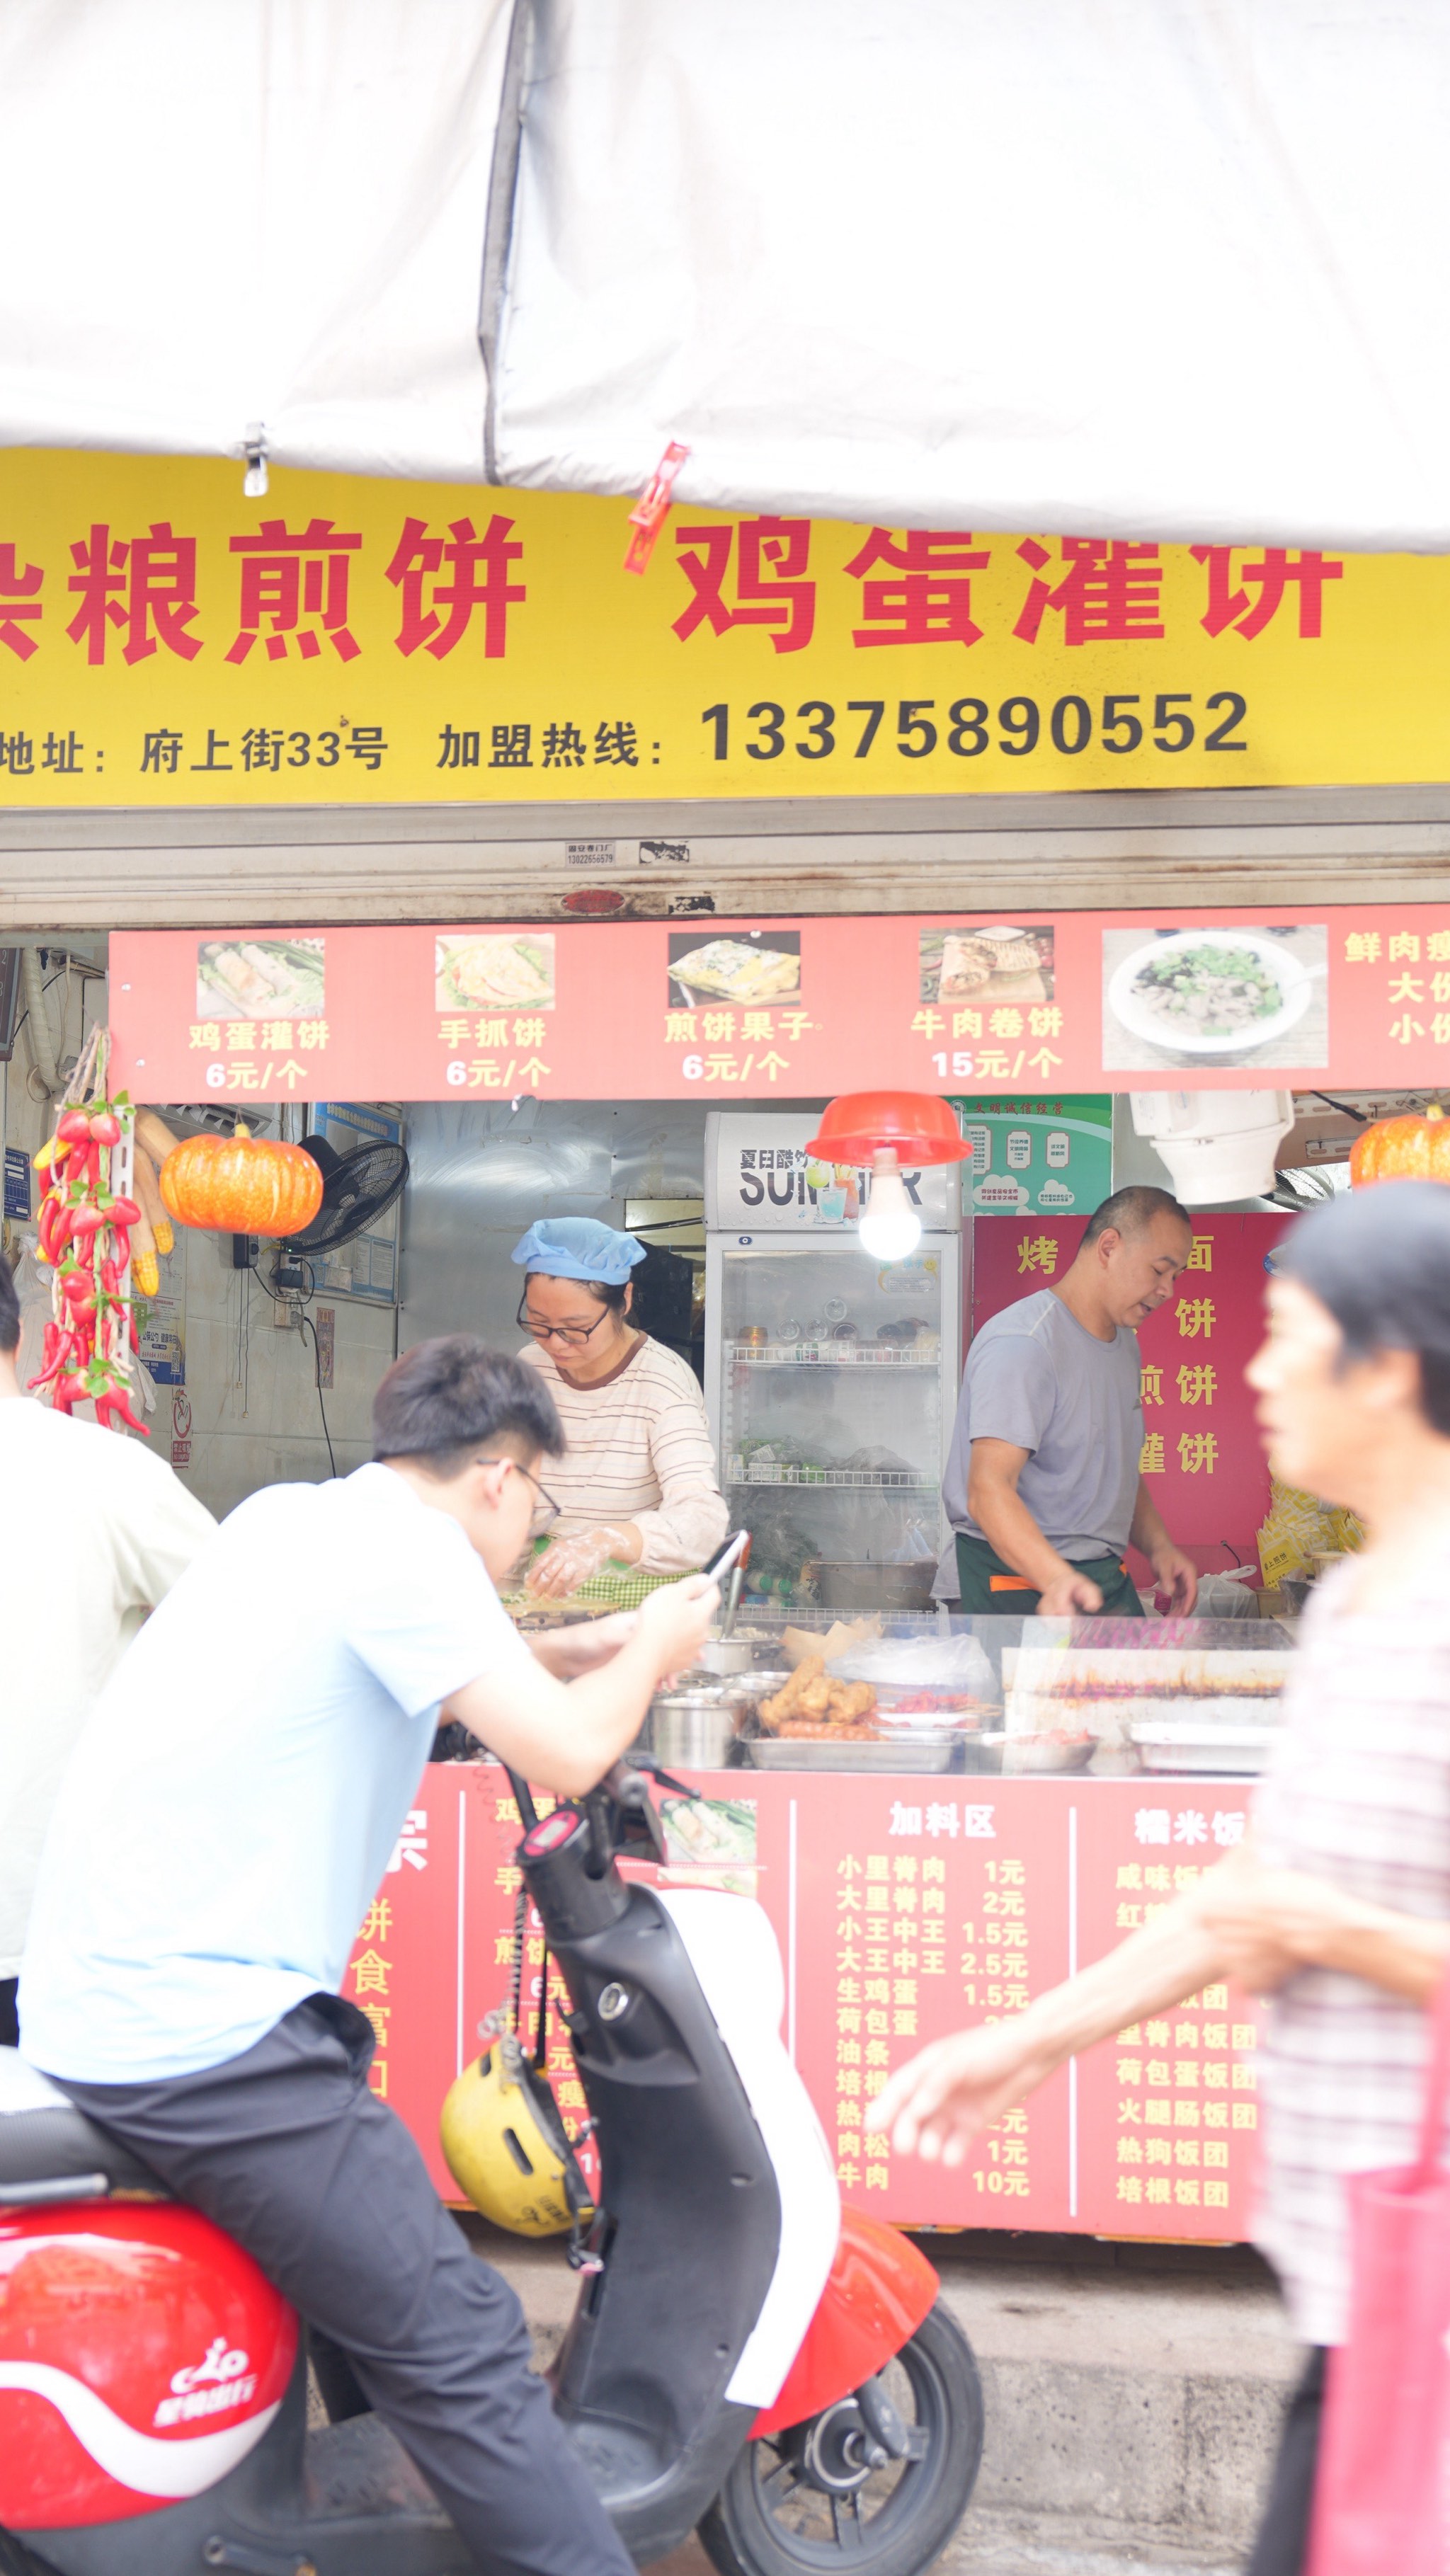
[30,1100,148,1433]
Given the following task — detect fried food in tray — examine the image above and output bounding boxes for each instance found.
[758,1656,879,1735]
[776,1716,882,1741]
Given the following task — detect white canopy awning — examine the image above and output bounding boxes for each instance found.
[5,1,1450,545]
[490,0,1450,546]
[0,0,513,481]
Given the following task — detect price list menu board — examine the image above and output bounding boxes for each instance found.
[1073,1786,1260,2238]
[348,1766,1265,2243]
[117,903,1450,1108]
[792,1780,1072,2228]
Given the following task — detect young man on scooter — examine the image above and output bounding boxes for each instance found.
[17,1335,718,2576]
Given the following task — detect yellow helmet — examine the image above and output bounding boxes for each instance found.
[440,2031,593,2239]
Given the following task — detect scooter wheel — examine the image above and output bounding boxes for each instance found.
[697,2297,983,2576]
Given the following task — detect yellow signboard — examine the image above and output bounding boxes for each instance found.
[0,447,1447,806]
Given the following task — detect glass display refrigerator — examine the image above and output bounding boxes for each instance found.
[703,1111,963,1612]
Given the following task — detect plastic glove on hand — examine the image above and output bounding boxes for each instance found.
[525,1525,634,1601]
[635,1572,719,1682]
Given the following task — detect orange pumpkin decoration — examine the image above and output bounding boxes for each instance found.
[1349,1101,1450,1186]
[158,1122,324,1238]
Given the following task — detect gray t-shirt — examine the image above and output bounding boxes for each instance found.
[944,1289,1143,1562]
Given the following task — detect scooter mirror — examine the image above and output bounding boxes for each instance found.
[593,1765,668,1867]
[604,1751,692,1800]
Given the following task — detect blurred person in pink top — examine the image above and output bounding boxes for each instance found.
[870,1181,1450,2576]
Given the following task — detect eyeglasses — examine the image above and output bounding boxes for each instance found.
[515,1291,615,1351]
[476,1454,561,1528]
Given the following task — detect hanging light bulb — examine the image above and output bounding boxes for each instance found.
[858,1149,922,1261]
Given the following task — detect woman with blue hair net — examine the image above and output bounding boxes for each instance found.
[511,1218,728,1599]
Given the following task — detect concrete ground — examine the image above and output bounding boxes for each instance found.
[459,2220,1299,2574]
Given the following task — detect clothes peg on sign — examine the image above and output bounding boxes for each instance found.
[623,441,690,574]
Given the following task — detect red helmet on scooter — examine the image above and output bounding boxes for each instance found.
[0,2203,297,2529]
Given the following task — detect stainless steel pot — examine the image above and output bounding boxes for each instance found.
[648,1689,738,1767]
[696,1637,755,1675]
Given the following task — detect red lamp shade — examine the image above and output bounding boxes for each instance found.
[805,1091,969,1167]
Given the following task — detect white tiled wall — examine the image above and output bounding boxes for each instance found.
[173,1229,397,1520]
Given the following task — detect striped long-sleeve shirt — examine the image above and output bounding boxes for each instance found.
[1253,1564,1450,2344]
[518,1334,728,1576]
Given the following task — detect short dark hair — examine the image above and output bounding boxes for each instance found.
[373,1336,564,1477]
[1277,1181,1450,1435]
[0,1254,18,1356]
[1083,1185,1193,1247]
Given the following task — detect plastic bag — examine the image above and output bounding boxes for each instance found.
[827,1633,997,1697]
[1193,1568,1260,1620]
[1307,1972,1450,2575]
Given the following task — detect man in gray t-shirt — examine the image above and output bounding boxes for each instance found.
[945,1186,1199,1618]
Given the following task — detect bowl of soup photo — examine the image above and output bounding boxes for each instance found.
[1108,929,1314,1057]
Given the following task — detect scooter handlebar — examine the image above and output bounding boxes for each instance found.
[601,1751,693,1803]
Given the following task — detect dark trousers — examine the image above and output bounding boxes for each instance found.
[1246,2348,1326,2576]
[55,1993,634,2576]
[0,1976,16,2049]
[954,1532,1146,1619]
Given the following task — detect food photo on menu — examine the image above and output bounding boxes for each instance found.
[918,922,1055,1006]
[1101,922,1328,1069]
[433,932,556,1011]
[667,929,802,1006]
[195,936,326,1019]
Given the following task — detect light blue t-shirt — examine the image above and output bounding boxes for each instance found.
[21,1463,533,2083]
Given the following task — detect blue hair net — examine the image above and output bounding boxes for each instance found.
[510,1218,648,1286]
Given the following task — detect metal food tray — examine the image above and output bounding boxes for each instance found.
[1132,1723,1277,1775]
[726,1342,938,1369]
[748,1735,959,1773]
[732,1466,935,1489]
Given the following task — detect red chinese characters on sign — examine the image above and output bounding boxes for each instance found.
[843,529,992,648]
[387,515,526,660]
[665,525,1347,654]
[225,518,362,665]
[0,547,42,660]
[67,521,203,667]
[1190,547,1344,641]
[673,517,816,653]
[0,492,1365,706]
[1012,539,1165,645]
